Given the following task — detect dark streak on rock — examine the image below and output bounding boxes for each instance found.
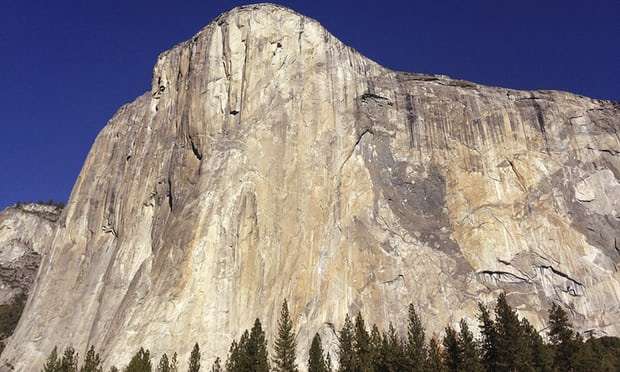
[405,94,416,149]
[497,258,511,266]
[538,264,585,287]
[361,92,389,102]
[382,274,405,285]
[586,146,619,156]
[167,176,173,209]
[531,95,550,153]
[190,140,203,161]
[340,128,373,171]
[437,80,477,89]
[478,270,531,284]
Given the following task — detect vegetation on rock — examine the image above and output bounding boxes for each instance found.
[0,292,26,355]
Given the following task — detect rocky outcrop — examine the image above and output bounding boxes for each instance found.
[0,204,61,354]
[2,3,619,371]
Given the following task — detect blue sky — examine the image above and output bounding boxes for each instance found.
[1,0,618,209]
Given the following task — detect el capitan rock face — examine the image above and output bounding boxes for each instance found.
[3,3,619,370]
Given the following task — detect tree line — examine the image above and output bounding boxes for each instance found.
[14,199,66,209]
[41,295,619,372]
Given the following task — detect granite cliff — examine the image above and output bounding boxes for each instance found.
[2,4,619,370]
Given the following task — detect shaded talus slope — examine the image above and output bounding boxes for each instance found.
[3,3,620,370]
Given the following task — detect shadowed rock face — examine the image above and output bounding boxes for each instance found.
[0,204,61,354]
[3,3,619,370]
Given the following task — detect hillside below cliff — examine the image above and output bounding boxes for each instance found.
[0,203,61,354]
[2,4,619,371]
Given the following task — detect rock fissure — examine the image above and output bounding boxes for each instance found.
[189,136,203,161]
[382,274,405,285]
[478,270,532,284]
[340,128,373,172]
[505,158,528,191]
[537,264,585,287]
[586,146,619,156]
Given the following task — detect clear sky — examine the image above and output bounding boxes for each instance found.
[1,0,618,209]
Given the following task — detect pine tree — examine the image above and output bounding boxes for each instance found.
[188,343,201,372]
[157,353,170,372]
[457,320,483,372]
[249,319,270,372]
[60,346,79,372]
[42,346,60,372]
[548,303,578,371]
[170,353,178,372]
[369,325,384,371]
[405,304,426,371]
[494,293,529,371]
[227,332,252,372]
[573,335,598,372]
[426,338,445,372]
[308,333,329,372]
[211,357,222,372]
[383,322,406,371]
[125,347,152,372]
[352,312,372,371]
[573,335,620,372]
[521,318,552,372]
[325,353,333,372]
[80,345,103,372]
[273,300,298,372]
[477,302,498,372]
[225,339,240,372]
[378,329,391,372]
[590,336,620,371]
[337,314,355,372]
[442,326,460,372]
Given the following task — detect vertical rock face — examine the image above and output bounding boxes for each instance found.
[3,3,620,370]
[0,204,60,353]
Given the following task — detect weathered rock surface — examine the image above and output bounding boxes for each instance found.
[0,204,60,353]
[3,3,619,370]
[0,204,60,304]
